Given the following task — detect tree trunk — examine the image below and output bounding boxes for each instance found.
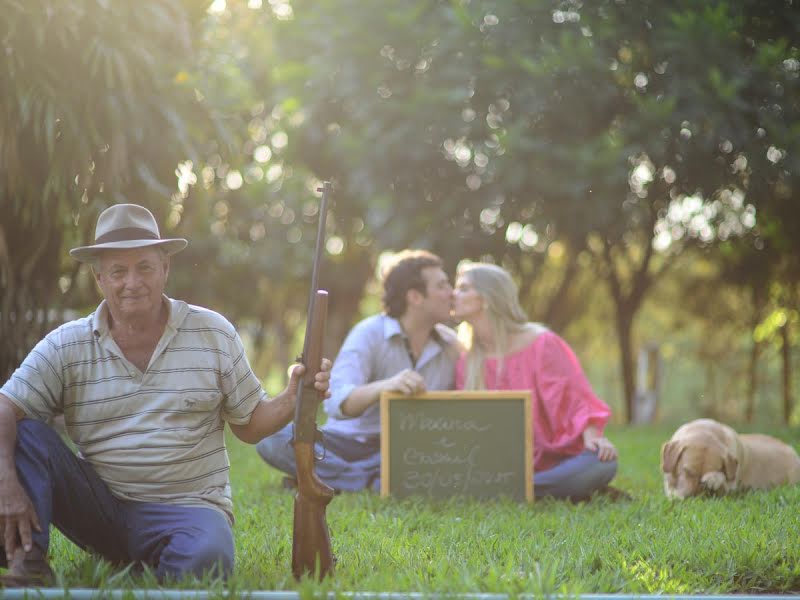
[0,217,63,382]
[745,338,760,423]
[322,253,374,354]
[599,230,663,424]
[781,319,792,424]
[744,285,766,423]
[543,242,583,333]
[615,309,636,424]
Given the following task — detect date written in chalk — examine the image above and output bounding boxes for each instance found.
[402,467,517,493]
[400,439,516,493]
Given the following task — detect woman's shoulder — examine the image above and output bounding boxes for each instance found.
[508,323,551,355]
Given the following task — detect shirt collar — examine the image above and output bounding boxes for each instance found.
[91,295,188,339]
[381,314,445,346]
[382,315,404,340]
[91,300,110,338]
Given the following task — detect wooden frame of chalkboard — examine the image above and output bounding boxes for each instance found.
[380,391,533,502]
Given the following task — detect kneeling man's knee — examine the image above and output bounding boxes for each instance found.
[17,418,59,442]
[158,534,234,581]
[15,418,66,462]
[155,513,235,582]
[185,538,234,578]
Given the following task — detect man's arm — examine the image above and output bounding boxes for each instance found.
[0,394,24,473]
[229,360,331,444]
[0,393,41,558]
[340,369,425,417]
[326,317,427,419]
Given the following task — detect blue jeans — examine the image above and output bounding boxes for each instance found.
[258,426,615,499]
[534,450,617,499]
[256,424,381,492]
[3,419,234,581]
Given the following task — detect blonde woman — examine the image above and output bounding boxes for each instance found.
[452,262,620,500]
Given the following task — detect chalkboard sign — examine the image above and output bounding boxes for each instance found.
[380,391,533,501]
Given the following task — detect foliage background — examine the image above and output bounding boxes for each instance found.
[2,1,800,593]
[2,0,800,425]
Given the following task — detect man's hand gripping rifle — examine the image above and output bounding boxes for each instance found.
[291,181,335,580]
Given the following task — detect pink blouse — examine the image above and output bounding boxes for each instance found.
[455,331,611,472]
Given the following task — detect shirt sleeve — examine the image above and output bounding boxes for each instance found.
[219,326,267,425]
[533,332,611,453]
[323,320,377,419]
[1,334,65,421]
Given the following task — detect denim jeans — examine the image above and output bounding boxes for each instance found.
[256,424,381,492]
[258,425,615,499]
[534,450,617,499]
[2,419,234,581]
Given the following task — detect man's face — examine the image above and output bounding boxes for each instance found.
[95,247,169,322]
[416,266,453,323]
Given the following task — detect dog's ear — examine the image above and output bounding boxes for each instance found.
[723,453,738,481]
[661,440,683,473]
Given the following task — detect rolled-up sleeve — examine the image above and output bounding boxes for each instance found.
[219,322,267,425]
[1,334,64,421]
[535,332,611,448]
[323,320,376,419]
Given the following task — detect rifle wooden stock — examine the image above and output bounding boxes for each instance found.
[292,290,335,579]
[292,442,335,579]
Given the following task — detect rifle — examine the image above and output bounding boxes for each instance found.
[291,181,335,580]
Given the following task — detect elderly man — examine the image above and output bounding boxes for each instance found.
[0,204,330,585]
[257,249,457,492]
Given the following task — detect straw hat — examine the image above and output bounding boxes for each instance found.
[69,204,187,262]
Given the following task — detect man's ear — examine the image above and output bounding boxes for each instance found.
[406,287,423,308]
[661,440,683,473]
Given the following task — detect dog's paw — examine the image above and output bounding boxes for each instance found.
[701,471,726,491]
[664,487,685,500]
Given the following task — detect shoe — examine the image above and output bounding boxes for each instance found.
[0,546,54,587]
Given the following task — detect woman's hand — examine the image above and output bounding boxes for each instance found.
[583,425,617,461]
[584,436,617,462]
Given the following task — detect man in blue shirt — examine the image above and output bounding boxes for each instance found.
[256,249,457,491]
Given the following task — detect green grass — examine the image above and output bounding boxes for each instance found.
[40,424,800,593]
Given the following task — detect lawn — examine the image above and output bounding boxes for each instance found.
[44,423,800,594]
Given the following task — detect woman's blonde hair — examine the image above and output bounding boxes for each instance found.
[456,262,544,389]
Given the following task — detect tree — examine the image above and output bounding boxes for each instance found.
[0,0,212,379]
[202,0,800,420]
[451,0,800,421]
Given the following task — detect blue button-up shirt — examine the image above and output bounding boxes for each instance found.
[322,314,457,439]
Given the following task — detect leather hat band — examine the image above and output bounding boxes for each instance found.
[95,227,160,244]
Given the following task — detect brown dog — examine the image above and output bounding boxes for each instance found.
[661,418,800,499]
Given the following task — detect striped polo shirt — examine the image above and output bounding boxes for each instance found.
[1,297,265,522]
